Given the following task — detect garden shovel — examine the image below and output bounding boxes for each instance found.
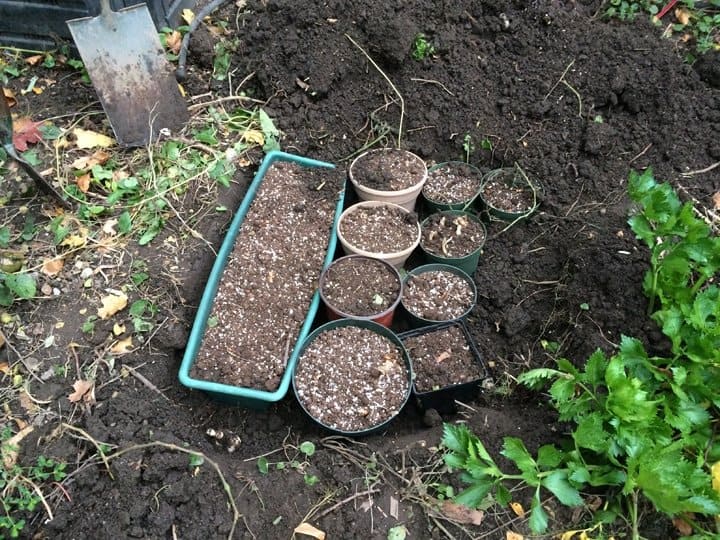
[0,88,71,209]
[66,0,188,147]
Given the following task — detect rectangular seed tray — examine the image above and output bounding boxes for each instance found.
[399,320,486,413]
[178,150,345,409]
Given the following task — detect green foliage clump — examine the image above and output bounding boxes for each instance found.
[442,169,720,539]
[411,33,436,60]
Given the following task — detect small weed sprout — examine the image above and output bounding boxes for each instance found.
[462,133,475,163]
[411,33,436,60]
[255,440,320,488]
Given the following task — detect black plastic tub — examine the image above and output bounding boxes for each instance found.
[399,321,486,413]
[0,0,193,50]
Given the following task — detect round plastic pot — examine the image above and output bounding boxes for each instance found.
[423,161,483,213]
[292,318,412,436]
[419,210,486,276]
[337,201,421,269]
[401,263,478,328]
[349,148,428,211]
[478,167,540,221]
[319,254,403,328]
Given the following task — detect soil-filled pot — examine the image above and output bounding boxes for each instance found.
[419,210,486,276]
[349,148,428,211]
[401,264,477,327]
[423,161,483,212]
[337,200,421,269]
[400,321,486,413]
[479,166,540,221]
[319,254,403,327]
[293,319,412,435]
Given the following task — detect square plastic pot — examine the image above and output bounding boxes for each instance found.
[178,150,345,409]
[399,321,486,413]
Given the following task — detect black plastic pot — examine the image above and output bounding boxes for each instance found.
[399,321,485,413]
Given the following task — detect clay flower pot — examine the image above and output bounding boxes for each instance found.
[336,201,421,269]
[400,320,486,413]
[349,148,428,211]
[319,254,403,327]
[401,263,477,327]
[292,319,412,435]
[479,165,540,221]
[419,210,487,276]
[423,161,483,213]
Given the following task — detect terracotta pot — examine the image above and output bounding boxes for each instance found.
[336,201,421,269]
[348,148,427,211]
[319,254,403,327]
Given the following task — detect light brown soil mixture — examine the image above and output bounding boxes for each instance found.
[294,325,410,432]
[423,162,483,204]
[402,270,474,321]
[402,323,485,392]
[350,148,425,191]
[420,212,486,257]
[320,256,401,316]
[190,161,344,391]
[339,204,419,253]
[481,169,537,214]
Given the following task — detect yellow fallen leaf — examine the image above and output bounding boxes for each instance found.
[294,522,325,540]
[165,30,182,54]
[510,501,525,518]
[0,334,4,349]
[712,461,720,491]
[71,149,111,170]
[3,87,16,107]
[506,532,523,540]
[60,232,88,248]
[242,129,265,146]
[73,127,115,149]
[32,87,43,95]
[41,257,64,276]
[110,336,133,354]
[113,323,126,336]
[440,500,484,525]
[712,192,720,211]
[178,83,186,97]
[97,291,128,319]
[25,54,44,66]
[68,379,95,403]
[181,8,195,24]
[675,8,690,25]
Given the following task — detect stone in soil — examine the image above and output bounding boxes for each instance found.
[320,256,400,317]
[190,161,344,391]
[294,325,410,432]
[403,270,474,321]
[421,211,486,258]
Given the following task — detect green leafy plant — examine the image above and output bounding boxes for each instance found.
[411,33,436,60]
[1,428,67,538]
[255,440,320,488]
[442,168,720,539]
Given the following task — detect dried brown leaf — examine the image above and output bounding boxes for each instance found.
[3,87,16,107]
[68,379,94,403]
[110,336,133,355]
[712,192,720,210]
[506,532,524,540]
[41,257,64,276]
[293,522,325,539]
[510,501,525,518]
[13,117,43,152]
[440,500,485,525]
[98,291,128,319]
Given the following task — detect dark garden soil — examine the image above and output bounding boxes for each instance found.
[401,323,485,394]
[320,255,401,318]
[402,269,476,323]
[294,325,410,433]
[421,211,487,258]
[423,162,483,205]
[1,0,719,538]
[350,148,426,191]
[339,203,420,254]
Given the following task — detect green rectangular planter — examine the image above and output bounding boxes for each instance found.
[178,150,345,409]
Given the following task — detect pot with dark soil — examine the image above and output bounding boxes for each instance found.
[401,263,477,327]
[292,318,412,435]
[348,147,428,211]
[319,254,403,327]
[400,321,486,413]
[423,161,483,212]
[337,200,421,268]
[419,210,486,275]
[179,151,345,408]
[479,165,540,221]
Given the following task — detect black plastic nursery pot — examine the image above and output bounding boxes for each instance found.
[292,318,412,436]
[399,321,486,413]
[479,166,540,222]
[423,161,484,213]
[401,263,478,328]
[419,210,487,276]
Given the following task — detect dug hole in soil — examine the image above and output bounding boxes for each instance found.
[1,0,719,539]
